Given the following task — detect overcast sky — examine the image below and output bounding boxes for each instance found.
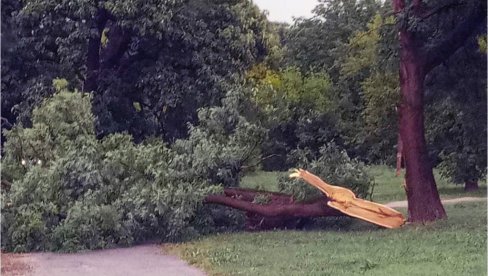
[253,0,319,23]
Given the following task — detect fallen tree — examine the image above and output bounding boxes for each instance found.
[1,85,373,252]
[204,187,343,230]
[204,167,407,231]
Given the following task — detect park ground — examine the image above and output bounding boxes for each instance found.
[166,165,487,276]
[2,165,487,276]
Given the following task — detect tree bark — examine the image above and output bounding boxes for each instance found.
[84,9,109,92]
[205,194,341,218]
[397,31,447,222]
[204,188,343,230]
[395,131,404,176]
[464,180,479,192]
[393,0,486,222]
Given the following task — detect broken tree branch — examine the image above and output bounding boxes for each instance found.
[204,188,343,218]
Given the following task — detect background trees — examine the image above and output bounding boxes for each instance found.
[2,0,271,141]
[426,31,487,191]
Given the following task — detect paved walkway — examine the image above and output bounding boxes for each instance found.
[2,244,205,276]
[386,196,486,208]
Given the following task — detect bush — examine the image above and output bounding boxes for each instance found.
[278,142,373,201]
[171,86,266,187]
[251,67,342,171]
[5,83,266,252]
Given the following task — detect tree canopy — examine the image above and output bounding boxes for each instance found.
[2,0,273,141]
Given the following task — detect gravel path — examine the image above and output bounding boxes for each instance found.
[2,197,486,276]
[386,196,486,208]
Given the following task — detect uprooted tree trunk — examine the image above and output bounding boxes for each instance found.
[204,188,343,230]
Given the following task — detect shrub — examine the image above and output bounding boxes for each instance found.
[171,87,266,187]
[2,81,264,252]
[250,67,343,171]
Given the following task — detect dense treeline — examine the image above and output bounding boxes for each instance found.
[1,0,486,251]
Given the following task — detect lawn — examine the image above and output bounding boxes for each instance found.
[167,166,487,275]
[240,165,487,203]
[368,165,487,202]
[166,201,487,276]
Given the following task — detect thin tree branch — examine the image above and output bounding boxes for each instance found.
[419,1,464,21]
[392,0,406,14]
[1,117,13,128]
[204,194,342,218]
[84,8,109,92]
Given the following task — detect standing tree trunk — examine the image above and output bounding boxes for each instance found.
[464,179,479,192]
[393,0,485,222]
[397,37,446,221]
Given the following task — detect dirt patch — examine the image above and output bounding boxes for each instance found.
[2,252,32,276]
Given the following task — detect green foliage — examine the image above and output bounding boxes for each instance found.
[427,96,487,185]
[2,81,267,252]
[249,67,341,170]
[171,86,266,187]
[282,3,400,165]
[1,88,225,252]
[340,14,399,163]
[424,27,487,186]
[278,142,373,201]
[478,35,487,53]
[252,67,333,115]
[284,0,380,78]
[2,0,273,142]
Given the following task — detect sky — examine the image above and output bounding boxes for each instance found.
[252,0,319,23]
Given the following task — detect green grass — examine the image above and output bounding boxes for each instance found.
[240,166,487,203]
[167,202,487,276]
[368,165,486,202]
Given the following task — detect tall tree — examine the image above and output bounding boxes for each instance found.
[283,0,383,161]
[1,0,271,142]
[392,0,486,221]
[341,14,399,163]
[285,0,380,79]
[425,32,487,191]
